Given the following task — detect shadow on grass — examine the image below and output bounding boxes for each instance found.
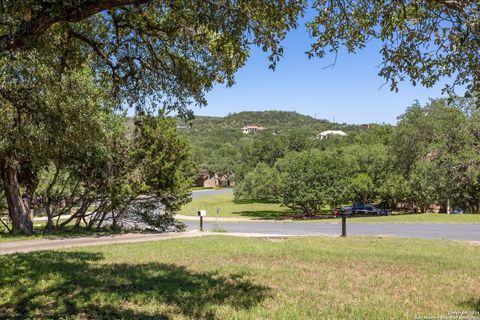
[233,210,338,220]
[459,298,480,312]
[0,251,270,319]
[233,199,281,205]
[234,210,293,220]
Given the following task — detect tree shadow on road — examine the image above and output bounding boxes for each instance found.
[0,251,270,319]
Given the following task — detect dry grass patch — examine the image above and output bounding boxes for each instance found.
[0,236,479,319]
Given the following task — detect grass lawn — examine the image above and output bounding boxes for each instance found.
[180,193,480,223]
[346,213,480,224]
[288,212,480,224]
[180,193,294,219]
[0,236,478,319]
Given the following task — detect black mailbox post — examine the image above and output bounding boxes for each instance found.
[198,210,206,231]
[340,213,347,237]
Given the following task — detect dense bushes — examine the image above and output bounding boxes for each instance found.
[233,99,480,215]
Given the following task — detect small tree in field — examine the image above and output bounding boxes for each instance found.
[275,150,350,216]
[234,163,281,201]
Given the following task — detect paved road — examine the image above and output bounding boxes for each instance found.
[184,220,480,241]
[186,189,480,241]
[190,188,233,199]
[2,221,478,254]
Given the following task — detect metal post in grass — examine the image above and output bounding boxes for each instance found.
[341,214,347,237]
[214,207,220,230]
[198,210,206,231]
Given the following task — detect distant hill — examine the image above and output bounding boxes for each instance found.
[178,110,366,142]
[182,110,366,133]
[215,110,326,128]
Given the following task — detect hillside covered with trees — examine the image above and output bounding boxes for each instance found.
[179,110,383,184]
[181,101,480,215]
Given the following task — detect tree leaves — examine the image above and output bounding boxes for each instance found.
[0,1,305,113]
[308,0,480,98]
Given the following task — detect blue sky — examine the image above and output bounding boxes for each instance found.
[194,17,458,125]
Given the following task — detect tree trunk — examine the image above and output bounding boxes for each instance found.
[19,165,38,214]
[1,157,33,235]
[60,198,90,228]
[45,203,54,232]
[44,166,60,233]
[474,77,480,110]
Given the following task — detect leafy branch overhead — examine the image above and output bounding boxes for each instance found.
[0,0,304,112]
[2,0,477,105]
[308,0,480,96]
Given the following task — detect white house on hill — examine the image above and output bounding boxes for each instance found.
[242,125,266,134]
[317,130,347,139]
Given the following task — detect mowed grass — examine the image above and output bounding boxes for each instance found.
[347,213,480,224]
[180,193,480,223]
[1,236,479,319]
[180,193,294,219]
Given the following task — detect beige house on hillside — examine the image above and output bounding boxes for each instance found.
[242,125,266,134]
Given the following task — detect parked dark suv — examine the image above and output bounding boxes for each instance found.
[333,207,352,217]
[351,204,390,216]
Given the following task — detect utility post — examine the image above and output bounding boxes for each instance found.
[214,207,220,230]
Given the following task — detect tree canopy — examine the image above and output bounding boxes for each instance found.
[231,100,480,216]
[0,1,305,234]
[0,1,304,113]
[308,1,480,97]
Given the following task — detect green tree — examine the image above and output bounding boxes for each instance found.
[234,163,281,201]
[348,173,374,204]
[408,161,440,213]
[275,149,350,216]
[133,115,195,214]
[337,143,388,204]
[0,1,305,234]
[0,1,305,111]
[52,114,195,232]
[0,50,109,234]
[194,143,239,184]
[241,133,287,168]
[377,174,411,210]
[460,110,480,212]
[392,99,472,212]
[308,1,480,98]
[281,129,311,152]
